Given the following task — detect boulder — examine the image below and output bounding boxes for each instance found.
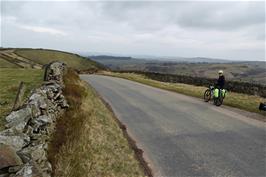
[42,81,61,94]
[5,121,27,134]
[32,115,52,127]
[14,161,42,177]
[17,144,46,164]
[16,151,31,164]
[5,108,32,127]
[39,161,52,175]
[0,127,18,136]
[8,165,22,173]
[0,134,30,151]
[47,62,66,85]
[57,95,69,108]
[27,93,48,118]
[0,144,23,169]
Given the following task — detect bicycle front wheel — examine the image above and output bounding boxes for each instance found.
[204,89,211,102]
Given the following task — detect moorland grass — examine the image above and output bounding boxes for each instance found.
[0,68,43,130]
[48,69,145,177]
[101,71,266,116]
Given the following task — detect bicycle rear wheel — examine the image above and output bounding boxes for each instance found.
[214,97,223,106]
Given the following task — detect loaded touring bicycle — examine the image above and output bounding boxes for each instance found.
[204,85,227,106]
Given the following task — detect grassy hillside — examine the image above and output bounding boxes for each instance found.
[0,48,104,71]
[0,68,43,130]
[15,49,104,70]
[0,58,19,68]
[101,71,266,117]
[49,70,146,177]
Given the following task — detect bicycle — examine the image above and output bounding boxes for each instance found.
[204,85,226,106]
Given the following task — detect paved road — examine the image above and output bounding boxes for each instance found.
[81,75,266,177]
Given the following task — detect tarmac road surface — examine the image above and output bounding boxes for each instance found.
[81,74,266,177]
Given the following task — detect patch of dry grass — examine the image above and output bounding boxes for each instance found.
[48,69,145,177]
[100,71,266,116]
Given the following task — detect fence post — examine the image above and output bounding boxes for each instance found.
[43,63,51,81]
[12,81,26,111]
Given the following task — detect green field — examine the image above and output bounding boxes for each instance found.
[0,58,19,68]
[0,68,43,130]
[15,49,103,70]
[101,71,266,117]
[0,48,104,71]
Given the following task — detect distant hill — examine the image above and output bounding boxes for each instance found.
[137,56,233,63]
[90,55,132,60]
[0,48,105,71]
[90,55,266,84]
[88,54,234,63]
[173,57,232,63]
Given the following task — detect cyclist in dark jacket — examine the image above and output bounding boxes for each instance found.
[217,70,225,89]
[216,70,225,97]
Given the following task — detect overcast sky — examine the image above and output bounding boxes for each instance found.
[1,0,265,60]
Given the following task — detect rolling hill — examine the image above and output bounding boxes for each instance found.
[90,55,266,84]
[0,48,105,71]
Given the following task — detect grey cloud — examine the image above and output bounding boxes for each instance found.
[175,2,265,30]
[1,1,265,60]
[2,1,264,31]
[99,1,265,31]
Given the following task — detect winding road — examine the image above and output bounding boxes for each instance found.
[81,74,266,177]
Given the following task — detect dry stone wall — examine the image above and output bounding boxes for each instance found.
[0,61,68,177]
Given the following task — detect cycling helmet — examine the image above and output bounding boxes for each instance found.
[218,70,223,74]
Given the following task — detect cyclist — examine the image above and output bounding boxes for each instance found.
[216,70,225,97]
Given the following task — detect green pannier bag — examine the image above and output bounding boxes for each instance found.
[214,88,219,98]
[222,89,226,97]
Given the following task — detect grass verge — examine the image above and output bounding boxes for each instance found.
[0,68,43,130]
[48,69,146,177]
[100,71,266,117]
